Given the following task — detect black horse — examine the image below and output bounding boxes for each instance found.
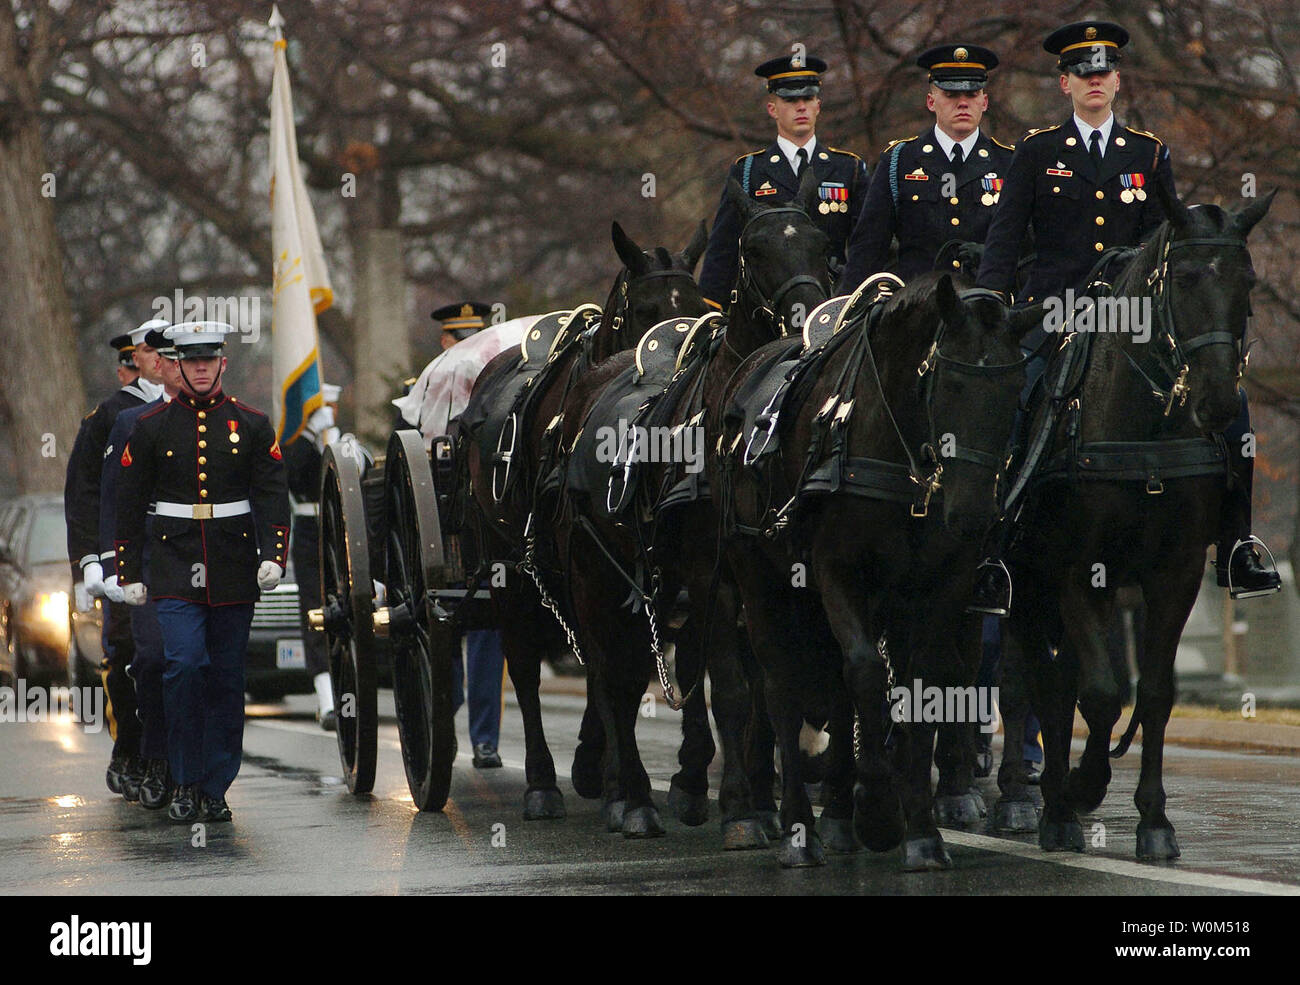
[455,221,707,821]
[992,188,1276,859]
[557,170,830,840]
[711,273,1040,867]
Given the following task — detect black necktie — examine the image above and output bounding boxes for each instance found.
[950,144,964,168]
[1089,130,1103,167]
[794,147,808,178]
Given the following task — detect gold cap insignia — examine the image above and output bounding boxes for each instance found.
[1085,26,1097,40]
[954,47,968,61]
[460,303,474,317]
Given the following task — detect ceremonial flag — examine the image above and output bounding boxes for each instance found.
[268,5,334,445]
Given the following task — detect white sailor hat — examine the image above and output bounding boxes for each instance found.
[165,321,238,359]
[128,318,172,347]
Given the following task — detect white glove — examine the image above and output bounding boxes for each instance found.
[122,582,148,606]
[335,433,372,472]
[102,575,125,604]
[74,583,93,613]
[81,561,105,597]
[372,580,387,605]
[258,561,284,591]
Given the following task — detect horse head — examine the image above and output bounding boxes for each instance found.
[602,221,708,359]
[725,168,831,347]
[1140,183,1275,432]
[923,275,1041,540]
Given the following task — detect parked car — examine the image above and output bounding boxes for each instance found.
[2,493,312,699]
[0,495,72,686]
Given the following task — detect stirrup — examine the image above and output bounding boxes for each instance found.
[1225,536,1282,600]
[966,557,1012,617]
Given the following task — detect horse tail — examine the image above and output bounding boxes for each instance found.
[1110,692,1142,758]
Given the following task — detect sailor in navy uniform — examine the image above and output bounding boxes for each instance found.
[838,45,1015,291]
[63,319,167,799]
[698,55,867,308]
[976,19,1279,600]
[98,327,184,809]
[115,322,290,824]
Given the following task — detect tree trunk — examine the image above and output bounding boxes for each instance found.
[0,5,87,492]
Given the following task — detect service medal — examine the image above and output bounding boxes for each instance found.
[1120,189,1134,203]
[819,201,830,214]
[981,192,994,206]
[1135,188,1146,201]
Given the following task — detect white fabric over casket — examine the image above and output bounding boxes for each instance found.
[392,315,541,447]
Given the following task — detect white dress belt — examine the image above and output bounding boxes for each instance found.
[292,501,320,516]
[154,499,251,520]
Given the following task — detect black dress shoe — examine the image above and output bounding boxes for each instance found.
[1218,540,1282,599]
[139,758,172,810]
[472,743,502,769]
[967,558,1011,616]
[120,756,145,803]
[105,755,129,795]
[1024,761,1042,785]
[167,784,202,823]
[201,794,233,823]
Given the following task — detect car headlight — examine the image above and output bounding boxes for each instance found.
[36,591,70,636]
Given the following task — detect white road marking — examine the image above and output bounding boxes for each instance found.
[247,716,1299,894]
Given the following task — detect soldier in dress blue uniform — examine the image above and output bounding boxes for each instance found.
[975,19,1279,603]
[697,54,867,308]
[98,328,186,809]
[838,44,1015,291]
[64,319,167,799]
[115,322,290,823]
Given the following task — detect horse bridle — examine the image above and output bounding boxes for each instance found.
[608,266,700,335]
[1126,228,1252,416]
[912,288,1028,513]
[731,207,828,335]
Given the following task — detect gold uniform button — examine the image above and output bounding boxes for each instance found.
[199,472,207,481]
[1095,216,1105,225]
[912,194,919,201]
[198,456,207,465]
[1095,242,1104,251]
[950,217,960,226]
[1053,186,1060,194]
[1096,190,1105,200]
[166,450,173,457]
[949,197,959,205]
[200,489,209,498]
[952,260,961,269]
[198,412,206,420]
[198,425,207,433]
[232,448,238,455]
[199,440,207,448]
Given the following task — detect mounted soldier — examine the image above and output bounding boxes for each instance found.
[839,43,1015,291]
[698,53,866,308]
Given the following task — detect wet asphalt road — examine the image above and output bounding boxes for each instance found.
[3,683,1299,896]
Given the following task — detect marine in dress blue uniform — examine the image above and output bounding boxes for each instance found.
[63,321,167,798]
[839,45,1016,291]
[698,55,867,308]
[114,322,290,823]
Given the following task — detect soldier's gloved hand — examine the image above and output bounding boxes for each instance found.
[74,583,93,613]
[81,560,105,597]
[121,582,148,606]
[335,433,373,472]
[102,575,126,604]
[257,561,284,591]
[372,580,387,605]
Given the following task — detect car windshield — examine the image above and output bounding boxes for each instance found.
[25,507,67,566]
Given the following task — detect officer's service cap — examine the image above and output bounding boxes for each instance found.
[1043,21,1128,75]
[432,301,490,341]
[916,44,998,91]
[165,321,237,359]
[111,319,170,365]
[109,333,137,367]
[755,54,828,99]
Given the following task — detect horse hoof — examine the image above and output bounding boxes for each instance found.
[667,779,710,827]
[622,804,665,839]
[817,813,861,854]
[1064,766,1110,815]
[777,832,826,868]
[968,788,988,817]
[602,799,627,833]
[721,818,769,851]
[934,793,984,830]
[992,799,1040,834]
[853,782,905,852]
[755,810,782,842]
[1038,816,1084,853]
[1136,823,1181,861]
[570,748,603,800]
[523,787,566,821]
[902,836,952,872]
